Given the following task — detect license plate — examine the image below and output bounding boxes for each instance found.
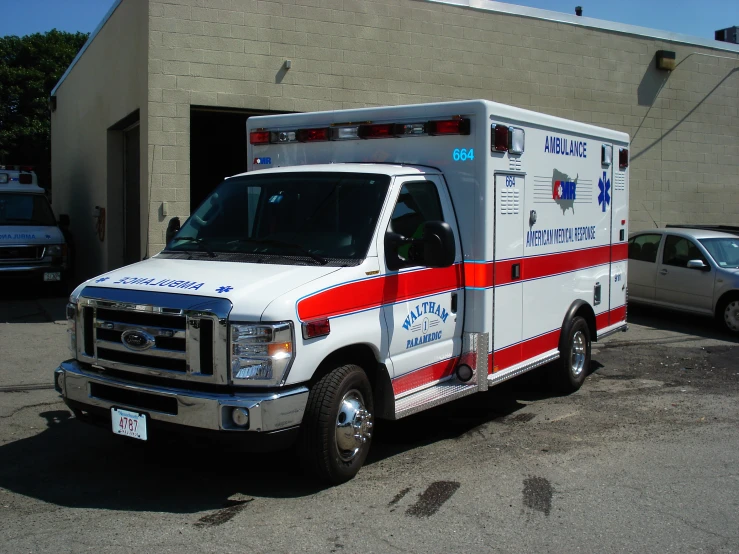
[111,408,148,440]
[44,272,61,282]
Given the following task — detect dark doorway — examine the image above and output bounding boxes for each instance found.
[190,108,280,213]
[123,123,140,265]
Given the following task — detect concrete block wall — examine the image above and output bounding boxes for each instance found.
[146,0,739,255]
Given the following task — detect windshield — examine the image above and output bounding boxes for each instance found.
[699,237,739,268]
[166,172,391,264]
[0,193,56,226]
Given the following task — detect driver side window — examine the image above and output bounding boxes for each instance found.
[388,181,444,239]
[662,235,707,268]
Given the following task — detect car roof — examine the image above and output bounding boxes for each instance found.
[630,227,739,240]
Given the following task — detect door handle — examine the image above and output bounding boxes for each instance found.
[659,269,668,275]
[451,292,458,313]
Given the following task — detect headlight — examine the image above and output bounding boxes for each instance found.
[230,322,294,386]
[66,302,77,356]
[46,244,67,257]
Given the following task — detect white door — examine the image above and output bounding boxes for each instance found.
[379,176,464,392]
[492,173,524,372]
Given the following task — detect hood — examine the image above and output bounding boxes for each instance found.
[80,256,342,318]
[0,225,64,244]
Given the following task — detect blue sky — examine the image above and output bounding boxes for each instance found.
[0,0,737,42]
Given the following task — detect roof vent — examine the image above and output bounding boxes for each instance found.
[575,6,582,16]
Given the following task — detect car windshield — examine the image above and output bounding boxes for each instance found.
[166,172,391,264]
[699,237,739,268]
[0,192,57,226]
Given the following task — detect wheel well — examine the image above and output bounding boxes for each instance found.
[311,344,382,389]
[716,290,739,316]
[564,301,597,342]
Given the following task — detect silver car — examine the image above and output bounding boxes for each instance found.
[628,228,739,333]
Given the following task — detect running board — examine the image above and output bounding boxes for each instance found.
[393,332,489,420]
[394,379,479,419]
[487,350,560,387]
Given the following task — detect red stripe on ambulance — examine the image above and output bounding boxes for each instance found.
[297,264,464,321]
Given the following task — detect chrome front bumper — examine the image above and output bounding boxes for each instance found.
[55,360,309,433]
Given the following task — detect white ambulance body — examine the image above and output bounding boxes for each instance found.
[57,100,628,483]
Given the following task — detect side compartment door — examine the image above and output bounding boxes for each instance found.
[492,173,524,372]
[609,163,628,323]
[379,177,464,394]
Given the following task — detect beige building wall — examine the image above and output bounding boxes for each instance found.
[51,0,148,280]
[145,0,739,256]
[51,0,738,277]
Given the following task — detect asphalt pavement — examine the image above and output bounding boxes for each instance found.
[0,290,737,553]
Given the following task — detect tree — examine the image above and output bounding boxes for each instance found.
[0,30,88,189]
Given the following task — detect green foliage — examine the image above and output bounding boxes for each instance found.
[0,30,88,187]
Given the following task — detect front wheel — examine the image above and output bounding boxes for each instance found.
[550,316,591,393]
[717,295,739,333]
[299,364,374,485]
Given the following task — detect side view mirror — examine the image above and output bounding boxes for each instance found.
[58,214,70,227]
[687,259,709,271]
[165,216,181,245]
[384,220,455,271]
[422,221,456,268]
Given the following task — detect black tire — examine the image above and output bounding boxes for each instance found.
[299,364,374,485]
[716,294,739,334]
[550,316,591,394]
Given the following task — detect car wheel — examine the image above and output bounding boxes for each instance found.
[299,364,374,485]
[550,316,591,393]
[717,295,739,333]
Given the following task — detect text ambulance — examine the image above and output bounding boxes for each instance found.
[56,100,628,483]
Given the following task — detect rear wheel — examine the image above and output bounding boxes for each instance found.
[550,316,591,393]
[300,364,374,485]
[717,295,739,333]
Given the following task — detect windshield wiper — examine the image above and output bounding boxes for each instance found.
[227,237,327,265]
[168,236,216,257]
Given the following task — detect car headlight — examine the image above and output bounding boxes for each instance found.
[230,322,294,386]
[46,244,66,257]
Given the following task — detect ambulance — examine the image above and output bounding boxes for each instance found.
[0,165,70,288]
[56,100,629,483]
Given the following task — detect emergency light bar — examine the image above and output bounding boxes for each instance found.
[249,118,471,145]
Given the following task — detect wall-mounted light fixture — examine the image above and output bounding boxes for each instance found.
[284,59,292,70]
[656,50,676,71]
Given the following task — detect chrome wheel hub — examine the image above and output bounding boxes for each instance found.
[335,389,373,462]
[570,330,586,377]
[725,301,739,332]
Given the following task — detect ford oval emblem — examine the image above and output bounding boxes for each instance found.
[121,329,155,352]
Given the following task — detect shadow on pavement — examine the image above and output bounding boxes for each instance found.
[0,382,534,512]
[0,282,68,323]
[623,304,738,345]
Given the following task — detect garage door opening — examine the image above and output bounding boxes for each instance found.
[190,107,281,213]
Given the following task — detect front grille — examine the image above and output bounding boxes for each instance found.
[0,245,44,262]
[76,289,230,385]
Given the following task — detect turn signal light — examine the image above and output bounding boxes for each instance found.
[493,124,509,152]
[302,318,330,339]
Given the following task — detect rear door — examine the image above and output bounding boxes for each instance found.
[379,176,464,391]
[627,233,663,302]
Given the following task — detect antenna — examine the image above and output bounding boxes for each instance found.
[641,202,659,228]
